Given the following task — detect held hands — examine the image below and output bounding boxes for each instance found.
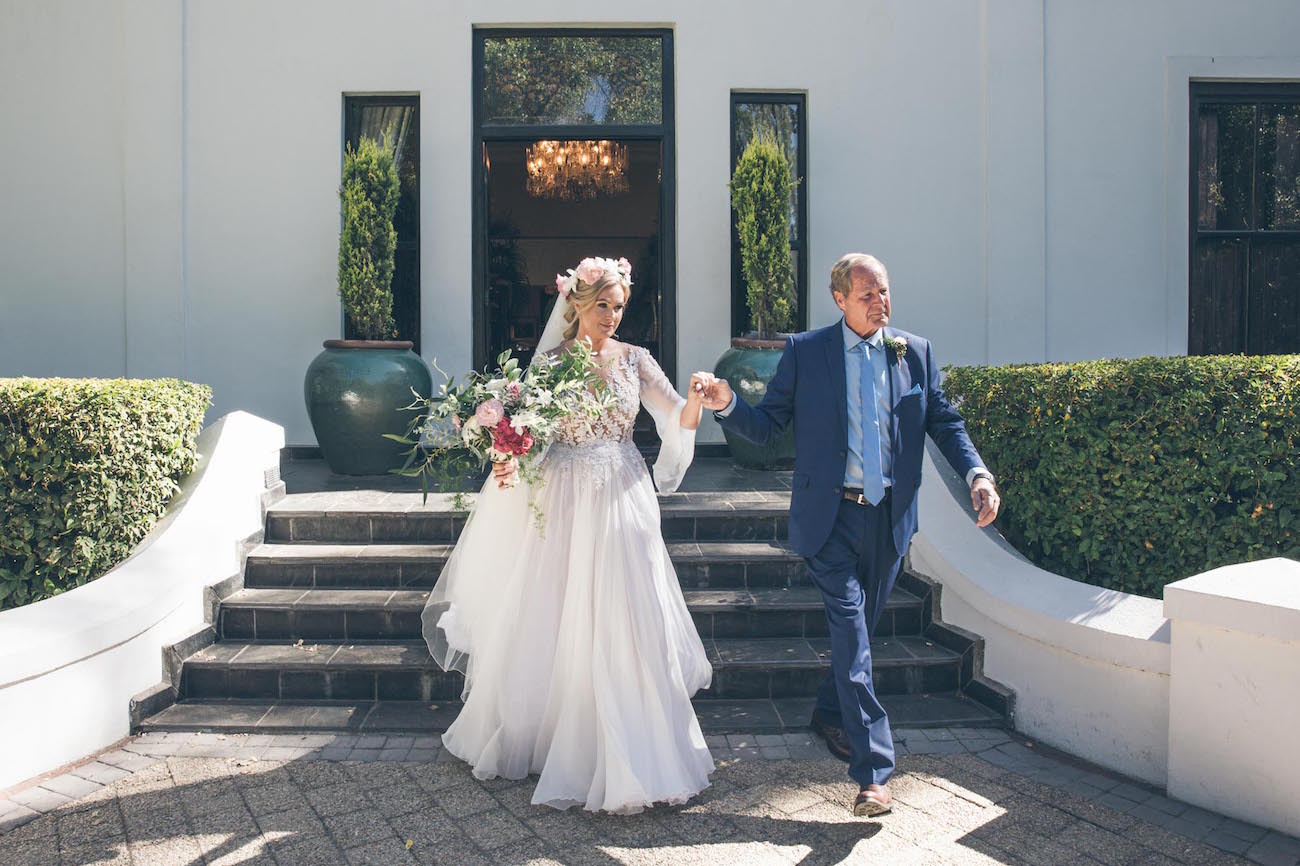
[970,476,1000,527]
[688,373,734,412]
[492,457,519,489]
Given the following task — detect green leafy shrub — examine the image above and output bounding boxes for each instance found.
[944,355,1300,597]
[730,136,796,338]
[0,377,211,611]
[339,136,400,341]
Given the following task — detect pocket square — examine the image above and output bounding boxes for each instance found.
[905,383,922,396]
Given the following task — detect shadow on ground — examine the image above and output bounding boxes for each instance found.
[0,748,1250,866]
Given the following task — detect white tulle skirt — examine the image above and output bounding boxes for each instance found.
[421,439,714,813]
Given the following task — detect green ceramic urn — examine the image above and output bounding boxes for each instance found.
[713,337,796,469]
[304,340,432,476]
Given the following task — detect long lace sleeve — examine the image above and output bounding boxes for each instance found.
[635,347,696,494]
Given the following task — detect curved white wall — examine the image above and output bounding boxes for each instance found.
[910,442,1171,784]
[0,412,283,790]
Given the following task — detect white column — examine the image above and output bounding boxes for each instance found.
[122,0,186,378]
[982,0,1047,364]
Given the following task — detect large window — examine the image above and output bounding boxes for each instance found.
[343,95,421,351]
[1190,83,1300,355]
[730,92,808,337]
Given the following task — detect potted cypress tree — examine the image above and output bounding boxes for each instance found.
[714,135,798,468]
[304,136,431,475]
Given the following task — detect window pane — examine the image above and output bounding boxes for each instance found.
[1189,238,1248,354]
[1257,104,1300,230]
[1196,103,1256,230]
[344,99,420,349]
[482,35,662,125]
[734,102,800,240]
[1248,241,1300,354]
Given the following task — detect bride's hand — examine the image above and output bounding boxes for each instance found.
[687,373,713,404]
[492,458,518,489]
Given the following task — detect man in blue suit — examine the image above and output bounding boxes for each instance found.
[698,253,1000,817]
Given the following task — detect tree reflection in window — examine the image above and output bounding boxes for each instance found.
[482,35,662,126]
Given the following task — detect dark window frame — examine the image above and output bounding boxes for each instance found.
[730,91,809,337]
[1188,81,1300,355]
[342,93,421,351]
[471,27,676,380]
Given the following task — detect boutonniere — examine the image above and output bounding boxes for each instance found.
[884,335,908,361]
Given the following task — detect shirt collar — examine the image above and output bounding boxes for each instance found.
[842,318,886,352]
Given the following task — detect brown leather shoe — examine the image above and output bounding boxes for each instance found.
[853,783,893,817]
[809,715,851,763]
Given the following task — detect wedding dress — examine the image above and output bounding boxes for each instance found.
[420,328,714,813]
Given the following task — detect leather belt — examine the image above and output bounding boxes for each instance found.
[842,487,891,506]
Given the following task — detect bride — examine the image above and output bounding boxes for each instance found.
[420,256,715,813]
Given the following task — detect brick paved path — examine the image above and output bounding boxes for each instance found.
[3,727,1298,865]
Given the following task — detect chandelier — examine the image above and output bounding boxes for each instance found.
[525,139,629,200]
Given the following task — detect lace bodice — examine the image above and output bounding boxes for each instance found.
[553,347,645,445]
[536,343,696,493]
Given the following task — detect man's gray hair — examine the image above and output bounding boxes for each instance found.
[829,253,888,297]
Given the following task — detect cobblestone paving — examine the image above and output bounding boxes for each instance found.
[3,727,1297,865]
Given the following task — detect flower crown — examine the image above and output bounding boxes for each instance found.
[554,256,633,299]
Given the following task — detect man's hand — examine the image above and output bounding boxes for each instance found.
[492,457,518,489]
[690,372,734,412]
[970,476,1000,527]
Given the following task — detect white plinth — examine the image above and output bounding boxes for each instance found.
[1165,558,1300,837]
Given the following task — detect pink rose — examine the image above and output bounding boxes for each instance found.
[576,258,603,285]
[555,273,570,297]
[506,382,521,400]
[616,257,632,276]
[475,398,504,427]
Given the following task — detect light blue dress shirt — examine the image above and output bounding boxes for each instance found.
[843,320,894,492]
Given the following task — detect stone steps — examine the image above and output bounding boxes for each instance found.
[265,493,789,545]
[141,692,1005,736]
[216,585,926,642]
[141,480,1014,737]
[179,635,963,702]
[243,540,812,591]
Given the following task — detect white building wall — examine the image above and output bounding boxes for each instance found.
[2,0,1298,444]
[1043,0,1300,361]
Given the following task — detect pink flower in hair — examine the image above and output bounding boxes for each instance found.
[616,257,632,276]
[575,258,604,285]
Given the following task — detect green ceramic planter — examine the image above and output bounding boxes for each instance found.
[304,340,432,476]
[714,337,796,470]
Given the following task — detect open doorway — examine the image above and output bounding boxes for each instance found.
[472,29,676,382]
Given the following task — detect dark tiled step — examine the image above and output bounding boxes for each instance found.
[689,587,924,639]
[242,540,814,591]
[217,586,926,642]
[265,492,791,545]
[142,692,1003,736]
[179,635,961,703]
[218,589,430,641]
[702,635,962,699]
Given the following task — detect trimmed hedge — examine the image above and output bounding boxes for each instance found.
[0,378,211,611]
[944,355,1299,597]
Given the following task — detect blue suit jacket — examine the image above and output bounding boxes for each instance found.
[717,322,985,559]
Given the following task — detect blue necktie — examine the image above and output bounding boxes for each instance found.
[859,342,886,506]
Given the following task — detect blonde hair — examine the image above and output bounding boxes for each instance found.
[563,272,632,341]
[829,253,888,299]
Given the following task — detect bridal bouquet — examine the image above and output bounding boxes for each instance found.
[390,341,616,515]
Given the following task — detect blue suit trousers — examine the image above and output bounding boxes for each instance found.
[807,492,904,787]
